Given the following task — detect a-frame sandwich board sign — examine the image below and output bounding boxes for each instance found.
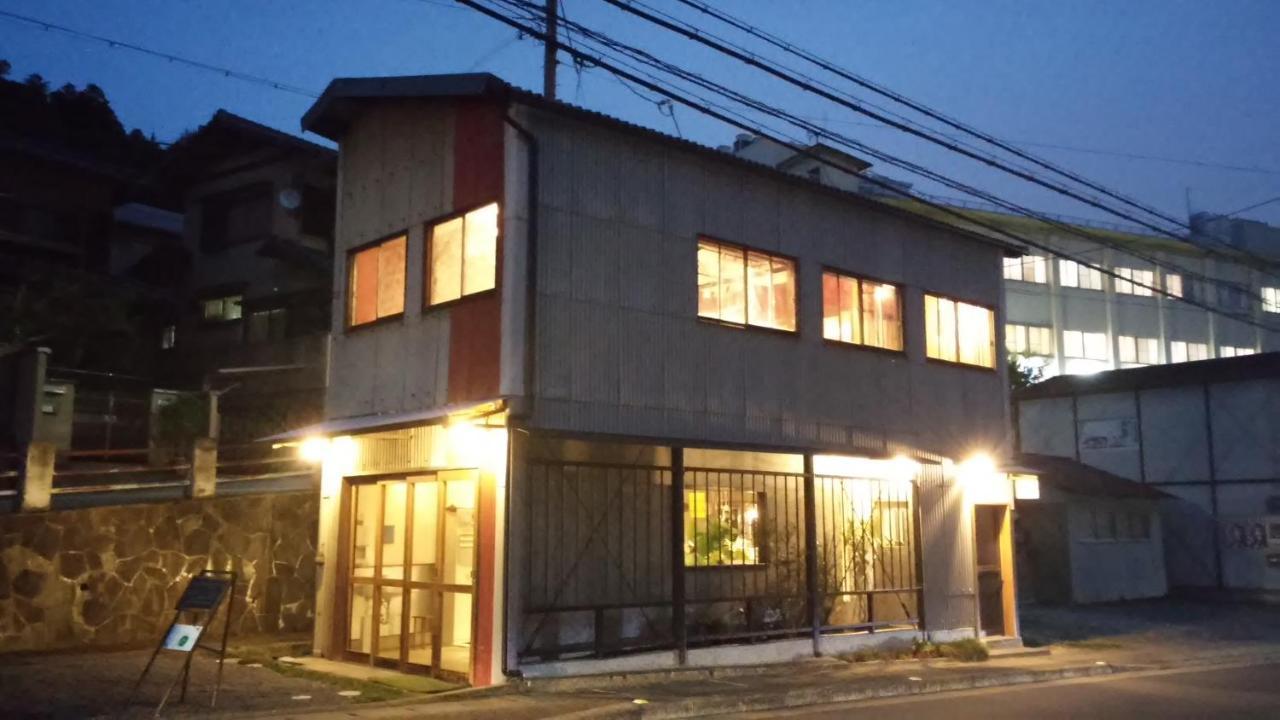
[119,569,236,718]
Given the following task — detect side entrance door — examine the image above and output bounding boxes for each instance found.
[974,504,1015,637]
[341,470,478,679]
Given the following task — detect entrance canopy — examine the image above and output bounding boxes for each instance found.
[262,399,504,443]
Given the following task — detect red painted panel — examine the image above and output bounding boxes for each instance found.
[447,99,505,404]
[452,100,505,210]
[447,294,502,403]
[471,470,498,686]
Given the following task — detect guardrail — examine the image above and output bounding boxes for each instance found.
[2,441,316,512]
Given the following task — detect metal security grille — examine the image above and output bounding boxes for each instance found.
[517,457,923,661]
[814,475,922,633]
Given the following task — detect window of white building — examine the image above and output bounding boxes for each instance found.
[1006,323,1054,357]
[1170,341,1209,363]
[1117,335,1158,366]
[1164,273,1183,298]
[1003,255,1047,283]
[1063,330,1108,361]
[1261,287,1280,314]
[1114,267,1155,296]
[1058,259,1104,290]
[1219,345,1256,358]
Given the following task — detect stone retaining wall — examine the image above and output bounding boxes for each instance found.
[0,491,318,652]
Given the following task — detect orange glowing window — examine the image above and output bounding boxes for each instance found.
[349,234,406,327]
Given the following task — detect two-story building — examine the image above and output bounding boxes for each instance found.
[280,73,1025,686]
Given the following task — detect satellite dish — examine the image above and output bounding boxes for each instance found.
[278,187,302,210]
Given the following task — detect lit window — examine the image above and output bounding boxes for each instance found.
[925,294,995,368]
[684,486,762,567]
[1118,335,1158,366]
[1058,259,1103,290]
[1165,273,1183,298]
[1006,323,1053,356]
[697,238,795,331]
[1170,341,1209,363]
[821,271,903,350]
[1219,345,1255,358]
[427,203,498,306]
[349,234,406,326]
[202,295,243,322]
[1114,267,1155,296]
[1263,287,1280,314]
[160,325,176,350]
[1003,255,1047,283]
[247,308,288,344]
[1063,330,1108,361]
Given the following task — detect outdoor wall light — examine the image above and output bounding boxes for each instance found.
[299,436,329,463]
[957,453,998,485]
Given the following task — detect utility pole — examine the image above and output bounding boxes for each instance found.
[543,0,558,100]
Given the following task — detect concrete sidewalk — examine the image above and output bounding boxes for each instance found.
[234,639,1280,720]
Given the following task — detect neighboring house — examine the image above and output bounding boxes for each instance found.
[278,72,1025,687]
[729,135,1280,379]
[1015,354,1280,597]
[1011,452,1167,605]
[155,110,338,441]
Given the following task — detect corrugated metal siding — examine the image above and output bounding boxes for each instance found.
[918,463,977,633]
[522,107,1007,460]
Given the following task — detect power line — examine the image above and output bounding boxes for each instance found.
[0,9,320,98]
[511,0,1270,310]
[803,116,1280,177]
[657,0,1280,277]
[455,0,1280,335]
[1222,194,1280,218]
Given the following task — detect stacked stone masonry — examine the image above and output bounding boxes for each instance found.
[0,491,318,652]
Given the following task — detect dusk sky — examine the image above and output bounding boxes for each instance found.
[2,0,1278,227]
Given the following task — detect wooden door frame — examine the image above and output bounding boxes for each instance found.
[973,504,1018,638]
[331,471,481,681]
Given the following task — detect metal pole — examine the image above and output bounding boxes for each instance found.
[803,453,820,656]
[542,0,558,100]
[670,446,686,664]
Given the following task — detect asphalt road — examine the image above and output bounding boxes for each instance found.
[718,663,1280,719]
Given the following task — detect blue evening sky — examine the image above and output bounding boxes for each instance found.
[2,0,1278,227]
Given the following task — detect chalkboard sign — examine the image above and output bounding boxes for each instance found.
[177,575,231,611]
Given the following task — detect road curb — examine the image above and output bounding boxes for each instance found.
[553,663,1121,720]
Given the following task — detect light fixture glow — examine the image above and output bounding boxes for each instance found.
[299,436,329,464]
[957,453,998,485]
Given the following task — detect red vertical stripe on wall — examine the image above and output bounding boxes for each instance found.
[448,99,505,405]
[472,472,497,686]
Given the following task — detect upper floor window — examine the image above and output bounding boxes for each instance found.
[247,308,288,344]
[1164,273,1183,298]
[1262,287,1280,314]
[697,238,796,331]
[202,294,243,322]
[1114,267,1155,296]
[1003,255,1047,283]
[1219,345,1255,358]
[821,271,903,351]
[1170,340,1209,363]
[1118,335,1158,366]
[924,294,995,368]
[349,234,406,327]
[1006,323,1053,357]
[160,325,176,350]
[1063,330,1108,361]
[200,184,273,252]
[427,203,499,306]
[1058,259,1104,290]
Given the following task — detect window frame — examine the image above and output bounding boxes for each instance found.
[1262,287,1280,314]
[200,293,244,324]
[1058,259,1104,291]
[696,235,799,335]
[820,266,906,355]
[923,291,998,370]
[422,201,502,311]
[345,230,409,331]
[1006,322,1054,357]
[1003,255,1047,284]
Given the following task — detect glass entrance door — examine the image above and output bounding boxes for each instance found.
[344,471,477,677]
